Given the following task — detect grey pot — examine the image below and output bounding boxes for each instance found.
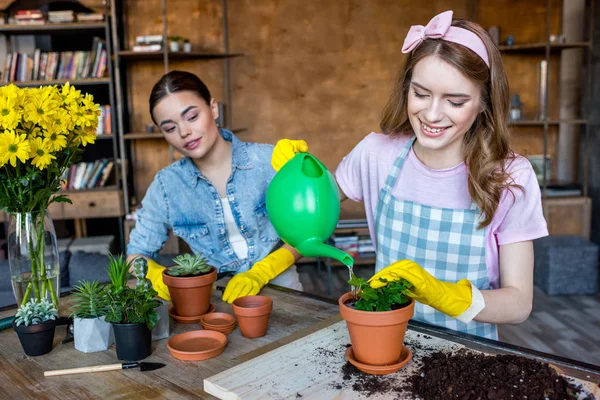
[73,316,114,353]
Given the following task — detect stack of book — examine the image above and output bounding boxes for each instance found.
[13,9,44,25]
[133,35,163,52]
[2,37,107,82]
[76,13,104,22]
[357,236,375,258]
[48,10,74,23]
[332,235,359,257]
[60,159,114,190]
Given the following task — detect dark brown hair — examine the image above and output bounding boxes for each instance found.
[149,70,212,124]
[380,19,516,228]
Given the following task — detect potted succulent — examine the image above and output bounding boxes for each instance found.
[339,274,414,367]
[104,253,161,361]
[162,253,217,318]
[70,280,114,353]
[13,298,58,356]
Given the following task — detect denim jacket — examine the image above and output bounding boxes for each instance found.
[127,129,280,274]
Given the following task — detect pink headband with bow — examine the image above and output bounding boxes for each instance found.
[402,10,490,67]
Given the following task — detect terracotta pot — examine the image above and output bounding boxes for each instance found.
[232,296,273,338]
[339,292,414,366]
[163,267,217,317]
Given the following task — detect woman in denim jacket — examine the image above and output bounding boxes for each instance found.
[127,71,303,303]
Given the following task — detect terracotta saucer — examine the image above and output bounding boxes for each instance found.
[345,346,412,375]
[200,312,236,327]
[169,304,216,324]
[167,330,228,361]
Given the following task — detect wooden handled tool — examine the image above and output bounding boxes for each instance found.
[44,361,165,377]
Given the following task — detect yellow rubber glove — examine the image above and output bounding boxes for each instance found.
[271,139,309,172]
[145,258,171,301]
[222,248,295,304]
[368,260,473,318]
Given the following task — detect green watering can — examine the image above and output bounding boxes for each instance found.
[266,153,354,267]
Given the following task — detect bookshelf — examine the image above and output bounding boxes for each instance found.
[0,1,125,248]
[476,0,594,238]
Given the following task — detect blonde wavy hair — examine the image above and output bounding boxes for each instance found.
[380,19,518,228]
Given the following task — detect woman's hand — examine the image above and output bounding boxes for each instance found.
[271,139,309,172]
[369,260,484,322]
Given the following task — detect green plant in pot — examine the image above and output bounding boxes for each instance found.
[104,253,161,361]
[70,280,114,353]
[338,274,415,372]
[13,298,58,356]
[162,253,217,318]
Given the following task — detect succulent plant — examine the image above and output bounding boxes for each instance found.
[15,298,58,327]
[166,253,212,277]
[71,281,108,319]
[133,258,153,291]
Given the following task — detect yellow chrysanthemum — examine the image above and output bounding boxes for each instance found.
[0,85,21,130]
[61,82,82,105]
[17,121,43,139]
[74,127,96,146]
[47,107,71,134]
[0,130,31,167]
[43,130,68,152]
[23,89,59,129]
[29,137,56,170]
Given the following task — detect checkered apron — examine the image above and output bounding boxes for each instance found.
[374,137,498,339]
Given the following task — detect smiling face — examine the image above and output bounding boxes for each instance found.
[151,90,220,159]
[407,55,482,167]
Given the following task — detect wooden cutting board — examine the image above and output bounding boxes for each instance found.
[204,320,599,400]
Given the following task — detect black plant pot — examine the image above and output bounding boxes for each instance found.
[112,322,152,361]
[13,319,56,356]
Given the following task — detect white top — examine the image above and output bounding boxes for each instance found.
[221,197,249,260]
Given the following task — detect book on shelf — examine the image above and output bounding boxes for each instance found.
[47,10,74,23]
[76,13,104,22]
[2,36,107,83]
[12,9,45,25]
[60,159,114,190]
[96,105,112,135]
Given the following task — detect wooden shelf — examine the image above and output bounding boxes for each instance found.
[7,78,110,87]
[95,135,114,140]
[117,50,243,61]
[499,42,591,52]
[509,119,588,126]
[123,128,247,140]
[0,22,106,35]
[59,186,119,194]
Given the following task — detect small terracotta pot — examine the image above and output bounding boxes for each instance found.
[232,296,273,338]
[163,267,217,317]
[339,292,414,366]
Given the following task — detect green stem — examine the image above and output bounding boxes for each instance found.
[21,281,32,304]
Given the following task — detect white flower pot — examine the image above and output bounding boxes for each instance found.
[73,316,114,353]
[169,41,180,52]
[152,299,170,341]
[183,42,192,53]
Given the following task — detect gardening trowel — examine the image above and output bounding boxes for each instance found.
[44,361,166,377]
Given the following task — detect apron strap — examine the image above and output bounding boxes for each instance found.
[382,136,416,192]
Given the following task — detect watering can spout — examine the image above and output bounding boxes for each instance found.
[296,239,354,267]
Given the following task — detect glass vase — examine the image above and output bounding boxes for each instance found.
[7,211,60,308]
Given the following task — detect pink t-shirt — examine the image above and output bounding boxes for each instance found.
[335,133,548,289]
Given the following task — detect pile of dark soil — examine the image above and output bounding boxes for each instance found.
[405,349,594,400]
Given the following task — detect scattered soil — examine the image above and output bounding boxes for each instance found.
[405,349,595,400]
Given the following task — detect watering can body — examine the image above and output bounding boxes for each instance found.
[266,153,354,267]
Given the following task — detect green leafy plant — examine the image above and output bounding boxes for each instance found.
[348,274,413,312]
[166,253,212,277]
[14,298,58,326]
[70,281,108,319]
[104,253,160,329]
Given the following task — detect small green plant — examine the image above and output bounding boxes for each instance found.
[106,253,132,291]
[348,274,413,312]
[166,253,212,277]
[70,281,108,319]
[14,298,58,327]
[104,253,160,329]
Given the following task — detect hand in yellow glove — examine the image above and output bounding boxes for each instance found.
[271,139,309,172]
[368,260,484,322]
[222,248,295,304]
[144,258,171,301]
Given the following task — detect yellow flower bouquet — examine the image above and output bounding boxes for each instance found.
[0,83,100,307]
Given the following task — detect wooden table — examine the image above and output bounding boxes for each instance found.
[1,287,599,399]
